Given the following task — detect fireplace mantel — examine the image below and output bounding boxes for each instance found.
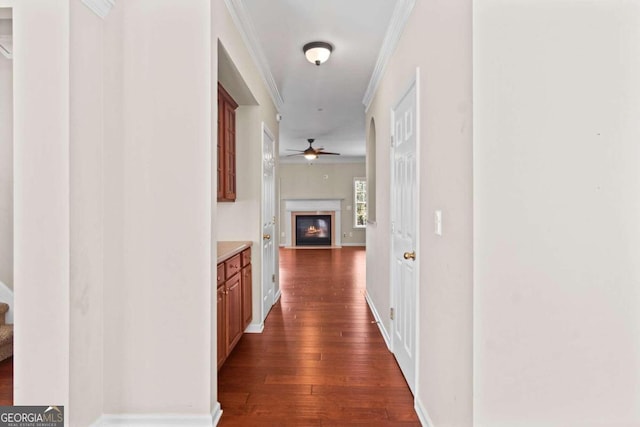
[283,199,342,247]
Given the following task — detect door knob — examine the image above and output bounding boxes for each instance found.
[403,251,416,261]
[263,234,271,240]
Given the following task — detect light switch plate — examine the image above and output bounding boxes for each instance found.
[435,210,442,236]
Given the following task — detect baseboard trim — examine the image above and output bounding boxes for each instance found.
[341,243,366,247]
[211,402,222,426]
[274,289,282,303]
[364,291,391,350]
[244,322,264,333]
[91,413,215,426]
[415,397,434,427]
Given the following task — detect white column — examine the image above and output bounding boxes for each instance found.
[102,0,214,422]
[13,0,71,410]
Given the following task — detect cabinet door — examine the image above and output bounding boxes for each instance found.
[226,273,243,351]
[217,285,227,370]
[217,91,224,200]
[217,83,238,202]
[223,101,236,201]
[242,264,252,329]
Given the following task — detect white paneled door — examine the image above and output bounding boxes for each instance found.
[262,124,276,322]
[390,71,419,394]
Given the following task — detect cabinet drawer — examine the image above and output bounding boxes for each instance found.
[217,263,225,286]
[241,248,251,267]
[225,254,242,278]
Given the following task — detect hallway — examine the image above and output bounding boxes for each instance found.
[218,247,419,426]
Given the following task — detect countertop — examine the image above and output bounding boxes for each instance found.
[217,241,252,264]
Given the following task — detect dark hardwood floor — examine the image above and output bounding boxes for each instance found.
[218,247,419,426]
[0,357,12,406]
[0,248,418,424]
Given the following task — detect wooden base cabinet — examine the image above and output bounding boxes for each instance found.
[217,247,252,369]
[242,264,252,330]
[226,272,243,352]
[216,285,226,370]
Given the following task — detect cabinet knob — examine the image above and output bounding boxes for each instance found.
[263,234,271,240]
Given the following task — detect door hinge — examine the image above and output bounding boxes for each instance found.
[390,307,394,320]
[272,274,275,283]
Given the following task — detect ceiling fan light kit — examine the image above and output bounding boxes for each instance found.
[286,138,340,160]
[303,41,333,66]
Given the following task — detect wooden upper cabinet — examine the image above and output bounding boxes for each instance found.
[217,90,225,201]
[217,83,238,202]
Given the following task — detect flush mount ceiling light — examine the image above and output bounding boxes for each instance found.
[303,42,333,66]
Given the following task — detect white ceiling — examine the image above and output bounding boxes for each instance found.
[241,0,398,163]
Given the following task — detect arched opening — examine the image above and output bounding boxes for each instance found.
[366,117,377,223]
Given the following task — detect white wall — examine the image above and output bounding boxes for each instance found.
[474,1,640,426]
[215,0,280,332]
[0,37,11,291]
[218,105,265,329]
[102,0,125,417]
[279,162,367,246]
[69,2,104,425]
[12,0,71,410]
[366,0,473,425]
[218,106,262,248]
[102,0,213,416]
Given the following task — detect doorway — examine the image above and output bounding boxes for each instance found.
[390,69,420,394]
[261,124,276,322]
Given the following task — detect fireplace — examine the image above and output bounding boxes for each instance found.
[290,210,337,247]
[283,199,342,248]
[296,215,332,246]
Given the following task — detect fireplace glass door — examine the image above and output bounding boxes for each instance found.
[295,215,332,246]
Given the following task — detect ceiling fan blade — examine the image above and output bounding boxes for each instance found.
[284,139,340,157]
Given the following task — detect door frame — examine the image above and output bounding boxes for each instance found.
[389,67,421,396]
[260,122,277,326]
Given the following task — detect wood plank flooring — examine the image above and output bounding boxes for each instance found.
[0,248,418,425]
[218,247,419,426]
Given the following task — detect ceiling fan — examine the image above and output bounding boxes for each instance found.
[286,139,340,160]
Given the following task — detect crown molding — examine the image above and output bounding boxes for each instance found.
[0,35,12,59]
[81,0,116,19]
[223,0,284,113]
[362,0,416,112]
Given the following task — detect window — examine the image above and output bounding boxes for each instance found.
[354,177,367,228]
